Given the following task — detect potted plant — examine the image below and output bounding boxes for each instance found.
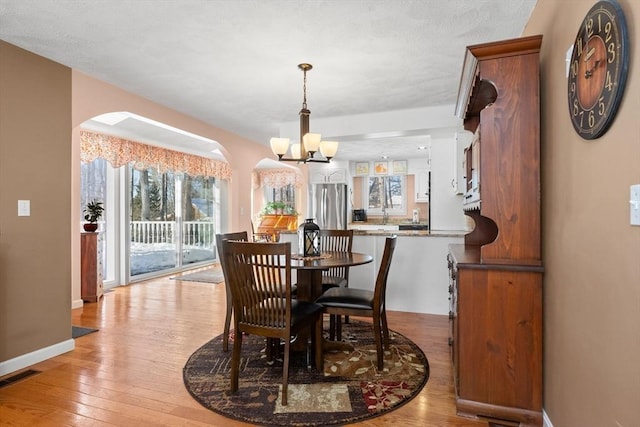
[83,199,104,232]
[260,201,297,216]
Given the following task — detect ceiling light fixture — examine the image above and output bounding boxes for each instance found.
[270,63,338,163]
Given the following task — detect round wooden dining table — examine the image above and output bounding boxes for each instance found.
[290,251,373,302]
[290,251,373,353]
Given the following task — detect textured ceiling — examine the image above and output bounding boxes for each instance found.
[0,0,537,161]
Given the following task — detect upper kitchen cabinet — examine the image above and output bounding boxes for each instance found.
[414,169,429,202]
[310,168,347,184]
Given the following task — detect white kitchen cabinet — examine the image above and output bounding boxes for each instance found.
[414,169,429,202]
[429,138,466,231]
[310,168,347,184]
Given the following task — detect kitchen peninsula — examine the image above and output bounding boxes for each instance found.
[280,228,464,315]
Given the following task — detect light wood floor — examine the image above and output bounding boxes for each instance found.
[1,272,488,426]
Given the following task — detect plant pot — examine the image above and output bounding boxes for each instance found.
[83,223,98,232]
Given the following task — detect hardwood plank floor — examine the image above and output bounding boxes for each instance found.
[0,273,487,426]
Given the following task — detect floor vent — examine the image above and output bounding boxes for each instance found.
[0,369,41,389]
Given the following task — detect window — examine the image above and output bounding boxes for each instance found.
[263,184,296,213]
[129,167,218,276]
[366,175,406,215]
[81,158,112,282]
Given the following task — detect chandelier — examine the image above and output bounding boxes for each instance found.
[270,63,338,163]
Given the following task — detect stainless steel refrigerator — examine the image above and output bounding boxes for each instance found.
[308,183,348,229]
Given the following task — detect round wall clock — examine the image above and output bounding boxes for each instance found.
[567,0,629,140]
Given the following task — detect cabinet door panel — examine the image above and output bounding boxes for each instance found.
[457,268,542,410]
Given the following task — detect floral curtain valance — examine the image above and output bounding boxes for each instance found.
[252,168,302,190]
[80,129,231,180]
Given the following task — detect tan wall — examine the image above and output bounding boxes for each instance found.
[0,41,72,360]
[526,1,640,425]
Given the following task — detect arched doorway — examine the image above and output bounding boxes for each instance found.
[79,112,230,285]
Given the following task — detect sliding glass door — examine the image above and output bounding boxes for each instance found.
[82,159,219,282]
[180,175,217,267]
[129,167,178,276]
[129,166,217,277]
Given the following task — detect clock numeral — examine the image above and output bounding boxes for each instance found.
[604,21,612,43]
[569,81,576,95]
[572,98,580,117]
[578,110,585,127]
[588,110,595,128]
[575,37,583,57]
[585,18,594,37]
[598,96,605,116]
[571,60,579,79]
[597,14,602,32]
[605,70,613,91]
[607,42,616,63]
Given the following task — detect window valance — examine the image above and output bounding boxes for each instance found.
[80,129,231,180]
[252,168,302,190]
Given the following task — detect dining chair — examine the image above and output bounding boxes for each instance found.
[215,231,249,352]
[319,229,354,290]
[316,235,397,370]
[250,220,273,242]
[223,240,324,405]
[318,229,354,339]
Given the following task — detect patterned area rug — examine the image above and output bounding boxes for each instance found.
[183,320,429,426]
[170,266,224,284]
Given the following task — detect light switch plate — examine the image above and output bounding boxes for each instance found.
[631,185,640,226]
[18,200,30,217]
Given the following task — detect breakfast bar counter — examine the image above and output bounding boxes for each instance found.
[280,229,466,315]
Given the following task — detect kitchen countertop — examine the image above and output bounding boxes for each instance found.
[280,229,468,237]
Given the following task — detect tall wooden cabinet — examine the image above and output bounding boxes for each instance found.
[81,232,103,302]
[448,35,543,427]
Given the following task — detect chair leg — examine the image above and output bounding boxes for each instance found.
[336,315,343,341]
[373,313,384,370]
[381,308,390,349]
[230,326,243,392]
[223,294,233,351]
[282,337,290,406]
[329,314,336,341]
[315,314,324,371]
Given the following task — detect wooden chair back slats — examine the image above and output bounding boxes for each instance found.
[224,241,293,336]
[215,231,249,351]
[222,240,324,406]
[319,229,354,285]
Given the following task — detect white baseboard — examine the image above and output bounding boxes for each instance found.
[72,298,84,309]
[0,339,75,376]
[543,409,554,427]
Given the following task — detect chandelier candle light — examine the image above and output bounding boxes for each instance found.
[270,64,339,163]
